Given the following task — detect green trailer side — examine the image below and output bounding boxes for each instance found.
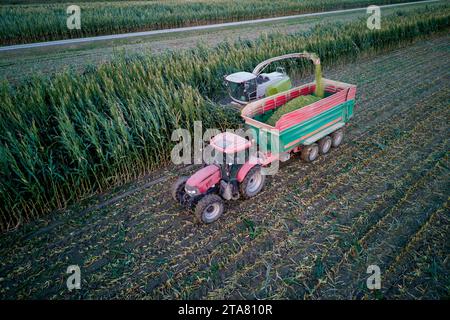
[248,99,355,153]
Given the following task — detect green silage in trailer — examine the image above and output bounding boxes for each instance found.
[263,95,321,126]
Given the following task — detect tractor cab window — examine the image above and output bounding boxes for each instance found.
[228,82,246,102]
[228,79,257,102]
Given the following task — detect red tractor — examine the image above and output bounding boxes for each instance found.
[171,132,266,223]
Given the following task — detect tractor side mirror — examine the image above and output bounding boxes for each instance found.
[223,76,229,87]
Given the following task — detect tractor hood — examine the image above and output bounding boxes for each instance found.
[186,165,221,194]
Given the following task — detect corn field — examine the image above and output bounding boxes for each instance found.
[0,5,449,231]
[0,0,429,45]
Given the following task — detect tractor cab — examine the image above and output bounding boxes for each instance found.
[224,72,257,104]
[208,132,256,201]
[225,68,291,104]
[209,132,252,175]
[210,132,252,156]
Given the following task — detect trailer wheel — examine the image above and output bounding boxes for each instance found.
[171,176,188,203]
[195,194,224,224]
[331,129,344,148]
[318,136,332,155]
[240,165,266,199]
[301,144,319,162]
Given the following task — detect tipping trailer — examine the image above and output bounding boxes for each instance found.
[241,78,357,161]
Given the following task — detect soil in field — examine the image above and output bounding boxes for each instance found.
[0,35,449,300]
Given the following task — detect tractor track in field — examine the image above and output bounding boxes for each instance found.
[204,101,449,299]
[149,84,449,297]
[381,203,449,299]
[315,196,449,299]
[0,35,448,299]
[307,151,448,298]
[90,37,450,299]
[97,89,448,299]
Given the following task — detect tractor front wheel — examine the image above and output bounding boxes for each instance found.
[171,176,188,204]
[301,144,319,162]
[195,194,224,224]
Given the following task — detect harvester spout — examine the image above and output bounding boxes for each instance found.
[251,52,321,75]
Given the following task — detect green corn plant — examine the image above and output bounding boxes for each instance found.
[0,0,436,45]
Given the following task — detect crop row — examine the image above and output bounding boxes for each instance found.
[381,201,449,299]
[0,0,427,45]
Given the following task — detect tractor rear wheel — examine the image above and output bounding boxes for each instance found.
[171,176,188,204]
[331,129,344,148]
[195,194,224,224]
[301,143,319,162]
[239,165,266,199]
